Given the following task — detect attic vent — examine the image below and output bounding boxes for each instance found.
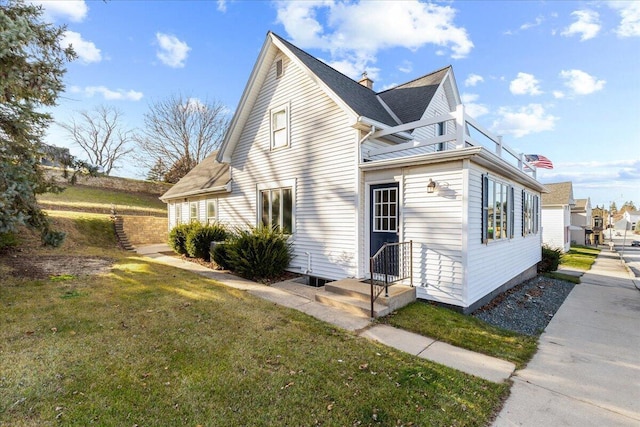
[276,59,283,78]
[358,71,374,89]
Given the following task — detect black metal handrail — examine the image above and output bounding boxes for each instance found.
[370,240,413,318]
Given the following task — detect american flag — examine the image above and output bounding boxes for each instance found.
[525,154,553,169]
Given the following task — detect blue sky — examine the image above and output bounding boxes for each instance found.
[33,0,640,209]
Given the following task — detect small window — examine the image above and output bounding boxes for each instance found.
[175,203,182,225]
[271,105,289,149]
[522,191,540,236]
[276,59,283,78]
[435,111,445,151]
[260,187,293,233]
[373,187,398,232]
[206,200,217,224]
[190,201,198,222]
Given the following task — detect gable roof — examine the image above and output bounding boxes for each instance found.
[160,151,230,202]
[377,67,451,124]
[218,31,458,163]
[542,182,575,207]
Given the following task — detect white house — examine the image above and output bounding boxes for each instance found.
[570,198,592,245]
[541,182,574,252]
[623,210,640,230]
[161,32,546,313]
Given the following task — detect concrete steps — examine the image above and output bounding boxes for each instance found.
[315,278,416,318]
[113,216,135,251]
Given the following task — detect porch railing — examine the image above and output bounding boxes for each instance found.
[370,240,413,318]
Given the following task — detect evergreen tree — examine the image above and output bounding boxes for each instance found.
[0,0,76,245]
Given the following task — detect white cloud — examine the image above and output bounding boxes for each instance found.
[275,0,473,79]
[491,104,557,138]
[552,90,565,99]
[520,16,544,31]
[608,1,640,37]
[509,72,543,96]
[217,0,227,12]
[461,93,489,118]
[29,0,88,22]
[155,33,191,68]
[71,85,143,101]
[327,58,380,82]
[561,10,601,41]
[464,73,484,87]
[559,69,605,95]
[61,31,101,64]
[398,60,412,74]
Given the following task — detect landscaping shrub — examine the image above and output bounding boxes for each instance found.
[224,225,292,281]
[210,241,232,270]
[185,222,228,261]
[538,245,562,273]
[168,222,199,255]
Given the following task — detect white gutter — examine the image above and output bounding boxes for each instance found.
[160,181,232,202]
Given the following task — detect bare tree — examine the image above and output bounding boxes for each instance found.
[134,94,229,180]
[58,105,134,175]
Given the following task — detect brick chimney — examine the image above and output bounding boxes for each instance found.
[358,71,374,90]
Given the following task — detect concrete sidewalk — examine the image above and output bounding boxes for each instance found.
[493,249,640,426]
[135,244,515,383]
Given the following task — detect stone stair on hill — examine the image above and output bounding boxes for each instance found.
[315,278,416,318]
[113,216,135,251]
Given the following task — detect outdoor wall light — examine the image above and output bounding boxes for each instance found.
[427,178,437,194]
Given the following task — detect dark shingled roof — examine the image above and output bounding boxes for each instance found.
[542,182,574,206]
[272,33,399,126]
[378,67,450,124]
[160,151,230,201]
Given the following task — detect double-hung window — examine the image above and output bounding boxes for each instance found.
[206,199,217,224]
[190,201,198,222]
[175,203,183,225]
[260,187,293,233]
[482,175,513,242]
[522,191,540,236]
[271,104,289,150]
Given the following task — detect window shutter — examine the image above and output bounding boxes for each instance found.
[521,190,526,236]
[482,174,488,244]
[534,196,540,234]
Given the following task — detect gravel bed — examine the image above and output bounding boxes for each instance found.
[472,276,577,336]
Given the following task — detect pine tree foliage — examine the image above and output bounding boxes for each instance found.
[0,0,75,243]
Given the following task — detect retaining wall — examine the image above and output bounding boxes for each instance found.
[120,215,168,245]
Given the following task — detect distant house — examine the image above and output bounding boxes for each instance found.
[570,198,592,245]
[541,182,575,252]
[591,205,606,244]
[161,32,547,313]
[622,210,639,230]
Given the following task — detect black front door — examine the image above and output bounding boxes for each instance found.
[370,183,399,257]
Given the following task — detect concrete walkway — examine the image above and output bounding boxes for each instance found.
[493,249,640,426]
[135,244,515,383]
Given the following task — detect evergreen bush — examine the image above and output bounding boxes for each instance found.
[224,225,292,281]
[210,241,232,270]
[538,245,562,273]
[185,222,228,261]
[168,222,199,255]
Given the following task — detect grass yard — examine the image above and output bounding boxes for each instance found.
[0,217,509,426]
[381,303,538,369]
[561,245,600,271]
[38,185,166,216]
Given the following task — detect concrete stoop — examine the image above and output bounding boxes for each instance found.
[315,278,416,318]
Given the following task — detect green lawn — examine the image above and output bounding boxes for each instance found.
[561,245,600,270]
[38,185,166,216]
[381,302,538,369]
[0,218,508,426]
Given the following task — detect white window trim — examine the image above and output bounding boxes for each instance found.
[206,199,218,224]
[270,103,290,150]
[189,201,198,222]
[483,175,513,243]
[257,179,296,233]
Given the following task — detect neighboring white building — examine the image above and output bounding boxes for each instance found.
[623,210,640,230]
[541,182,575,252]
[570,198,592,245]
[161,32,546,313]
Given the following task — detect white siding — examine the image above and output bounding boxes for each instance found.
[217,52,359,279]
[465,164,542,307]
[542,206,570,252]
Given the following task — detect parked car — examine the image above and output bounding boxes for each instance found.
[631,240,640,247]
